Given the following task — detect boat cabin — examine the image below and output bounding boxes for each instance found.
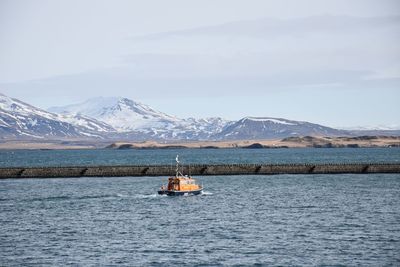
[167,176,201,191]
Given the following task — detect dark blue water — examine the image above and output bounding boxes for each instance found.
[0,147,399,167]
[1,174,399,266]
[1,148,400,265]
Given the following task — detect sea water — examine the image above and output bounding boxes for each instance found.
[0,148,399,266]
[0,147,399,167]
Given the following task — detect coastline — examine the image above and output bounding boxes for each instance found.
[1,136,399,150]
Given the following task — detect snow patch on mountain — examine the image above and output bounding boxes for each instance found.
[1,93,58,121]
[0,93,110,139]
[49,97,181,132]
[57,113,116,132]
[243,117,296,125]
[49,97,121,118]
[215,116,348,140]
[340,125,400,131]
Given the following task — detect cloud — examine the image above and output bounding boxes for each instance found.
[1,15,399,106]
[129,15,400,41]
[123,15,400,80]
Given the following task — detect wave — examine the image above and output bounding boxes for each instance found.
[25,191,210,202]
[134,193,159,199]
[27,193,127,202]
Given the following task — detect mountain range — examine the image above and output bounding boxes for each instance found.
[1,93,398,141]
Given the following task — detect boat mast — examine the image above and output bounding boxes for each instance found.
[175,155,180,177]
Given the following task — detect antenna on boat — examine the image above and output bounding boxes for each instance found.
[175,155,179,177]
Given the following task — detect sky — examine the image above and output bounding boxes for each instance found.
[0,0,399,128]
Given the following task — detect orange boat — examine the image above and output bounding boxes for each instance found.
[158,155,203,196]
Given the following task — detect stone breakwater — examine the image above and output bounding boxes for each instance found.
[0,163,399,179]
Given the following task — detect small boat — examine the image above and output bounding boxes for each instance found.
[158,155,203,196]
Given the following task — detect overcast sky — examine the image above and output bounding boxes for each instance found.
[0,0,399,128]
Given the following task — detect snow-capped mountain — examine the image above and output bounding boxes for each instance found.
[155,117,232,140]
[49,97,181,132]
[0,93,112,140]
[48,97,230,139]
[341,125,400,131]
[214,117,348,140]
[57,113,116,133]
[5,93,398,142]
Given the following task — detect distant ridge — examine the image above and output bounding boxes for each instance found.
[1,93,399,141]
[214,117,346,140]
[0,93,110,140]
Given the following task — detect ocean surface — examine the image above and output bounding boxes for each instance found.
[1,148,400,266]
[0,147,399,167]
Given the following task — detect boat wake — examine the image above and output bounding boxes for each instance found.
[201,191,213,196]
[135,193,159,199]
[26,193,127,202]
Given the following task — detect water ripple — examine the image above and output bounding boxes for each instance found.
[1,174,399,266]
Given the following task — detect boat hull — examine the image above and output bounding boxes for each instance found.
[158,189,203,196]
